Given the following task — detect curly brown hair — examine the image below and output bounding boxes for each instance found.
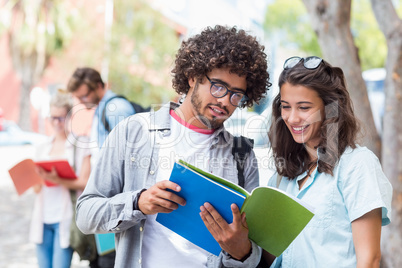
[268,57,360,178]
[171,25,271,107]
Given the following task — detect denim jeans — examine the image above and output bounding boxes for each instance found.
[36,223,73,268]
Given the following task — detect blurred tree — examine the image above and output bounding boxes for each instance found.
[107,0,181,106]
[264,0,321,57]
[0,0,75,130]
[352,0,387,70]
[370,1,402,267]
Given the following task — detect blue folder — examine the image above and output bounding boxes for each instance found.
[95,233,115,255]
[156,162,246,256]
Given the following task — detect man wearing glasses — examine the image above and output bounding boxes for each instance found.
[76,25,270,267]
[67,67,135,152]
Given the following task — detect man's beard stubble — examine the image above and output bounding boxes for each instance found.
[190,81,226,130]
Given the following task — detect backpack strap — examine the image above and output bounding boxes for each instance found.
[232,136,254,188]
[101,95,129,133]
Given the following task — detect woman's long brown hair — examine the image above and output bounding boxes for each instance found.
[268,59,360,179]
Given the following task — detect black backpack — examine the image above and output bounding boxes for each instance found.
[101,95,150,132]
[232,136,254,188]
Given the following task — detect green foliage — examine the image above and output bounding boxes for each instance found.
[264,0,321,57]
[46,2,77,54]
[0,0,76,57]
[398,1,402,15]
[0,1,13,37]
[351,0,387,70]
[263,0,394,70]
[108,0,181,106]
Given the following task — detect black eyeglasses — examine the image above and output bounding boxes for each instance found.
[205,75,248,107]
[283,56,323,70]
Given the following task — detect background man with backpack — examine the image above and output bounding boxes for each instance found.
[75,25,270,267]
[67,67,148,162]
[67,67,140,267]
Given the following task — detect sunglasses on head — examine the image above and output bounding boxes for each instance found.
[283,56,323,70]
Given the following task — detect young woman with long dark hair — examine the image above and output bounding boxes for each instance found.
[263,56,392,268]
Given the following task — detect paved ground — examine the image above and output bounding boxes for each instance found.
[0,145,89,268]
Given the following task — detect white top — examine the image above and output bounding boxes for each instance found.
[29,134,90,248]
[142,112,216,268]
[42,185,65,223]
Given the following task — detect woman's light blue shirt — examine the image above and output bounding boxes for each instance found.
[268,146,392,268]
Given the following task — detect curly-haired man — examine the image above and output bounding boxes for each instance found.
[76,25,270,267]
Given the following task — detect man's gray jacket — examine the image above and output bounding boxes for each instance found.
[76,102,261,267]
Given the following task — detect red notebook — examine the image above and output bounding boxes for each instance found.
[8,159,77,195]
[35,160,77,187]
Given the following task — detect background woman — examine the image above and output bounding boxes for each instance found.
[29,90,92,268]
[264,56,392,267]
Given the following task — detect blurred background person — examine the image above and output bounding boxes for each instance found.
[66,67,138,267]
[29,90,94,268]
[67,67,135,161]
